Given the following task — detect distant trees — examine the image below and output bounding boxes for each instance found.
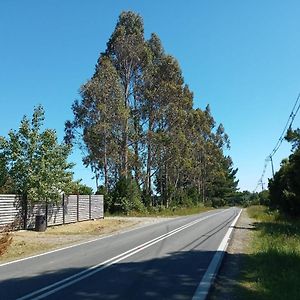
[68,181,93,195]
[269,128,300,217]
[0,106,74,203]
[65,11,238,213]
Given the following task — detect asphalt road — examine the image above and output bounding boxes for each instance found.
[0,207,241,300]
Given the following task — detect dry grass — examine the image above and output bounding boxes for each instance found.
[0,233,13,256]
[0,224,14,256]
[0,218,139,263]
[45,219,137,235]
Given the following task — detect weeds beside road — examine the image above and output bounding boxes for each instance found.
[211,205,300,300]
[241,206,300,300]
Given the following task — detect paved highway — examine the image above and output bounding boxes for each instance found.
[0,207,241,300]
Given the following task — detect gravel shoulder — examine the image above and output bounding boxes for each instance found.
[208,208,255,300]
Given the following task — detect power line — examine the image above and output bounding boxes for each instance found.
[254,93,300,192]
[270,93,300,157]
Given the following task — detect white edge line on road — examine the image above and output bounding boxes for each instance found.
[192,208,243,300]
[0,209,221,268]
[16,209,230,300]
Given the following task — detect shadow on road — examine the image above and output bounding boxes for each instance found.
[2,249,211,300]
[2,214,300,300]
[1,247,300,300]
[2,247,300,300]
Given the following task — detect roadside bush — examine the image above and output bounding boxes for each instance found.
[111,177,145,214]
[211,197,226,207]
[258,190,270,206]
[141,190,152,207]
[204,199,213,207]
[269,153,300,217]
[171,189,194,208]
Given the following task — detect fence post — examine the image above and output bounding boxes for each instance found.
[89,195,92,220]
[23,195,28,230]
[77,194,79,222]
[62,194,65,224]
[45,200,48,227]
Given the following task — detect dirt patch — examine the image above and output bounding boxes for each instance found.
[0,217,169,264]
[208,209,255,300]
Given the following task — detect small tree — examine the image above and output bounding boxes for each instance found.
[0,106,73,204]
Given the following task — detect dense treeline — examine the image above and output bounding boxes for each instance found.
[65,11,238,213]
[268,128,300,217]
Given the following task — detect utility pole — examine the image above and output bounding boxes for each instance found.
[260,179,264,191]
[270,155,275,178]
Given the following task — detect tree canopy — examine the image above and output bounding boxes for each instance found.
[65,11,238,212]
[0,106,74,203]
[269,128,300,217]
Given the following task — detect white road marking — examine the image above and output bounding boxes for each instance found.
[17,209,230,300]
[192,208,243,300]
[0,217,169,268]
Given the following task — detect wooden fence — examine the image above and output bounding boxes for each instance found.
[0,194,103,230]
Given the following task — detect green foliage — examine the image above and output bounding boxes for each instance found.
[111,177,145,214]
[0,106,73,203]
[228,191,260,207]
[66,55,125,189]
[66,11,239,213]
[258,190,270,206]
[241,206,300,300]
[269,128,300,217]
[0,154,7,187]
[0,154,15,193]
[67,181,93,195]
[211,197,226,208]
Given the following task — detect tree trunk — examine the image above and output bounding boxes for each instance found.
[146,115,153,195]
[133,94,140,185]
[104,133,108,189]
[122,81,130,178]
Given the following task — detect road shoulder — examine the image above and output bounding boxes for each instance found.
[0,216,170,264]
[208,209,255,300]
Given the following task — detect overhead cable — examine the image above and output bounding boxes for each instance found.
[254,93,300,192]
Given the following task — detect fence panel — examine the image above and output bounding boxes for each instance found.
[64,195,78,224]
[91,195,104,219]
[78,195,90,221]
[47,202,64,226]
[0,194,104,229]
[0,195,22,228]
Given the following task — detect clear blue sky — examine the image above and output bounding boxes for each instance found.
[1,0,300,192]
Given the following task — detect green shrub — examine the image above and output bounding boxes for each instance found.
[112,177,145,214]
[211,197,226,207]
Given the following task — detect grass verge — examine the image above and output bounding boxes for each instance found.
[238,205,300,300]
